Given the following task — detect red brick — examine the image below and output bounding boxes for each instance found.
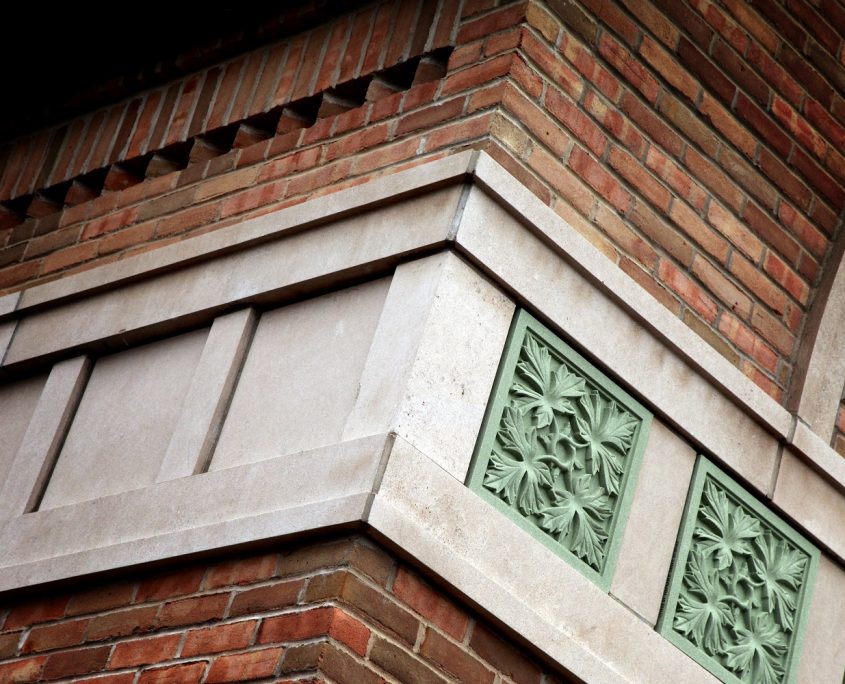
[568,147,632,213]
[707,202,763,262]
[485,26,522,56]
[594,204,659,271]
[741,360,783,401]
[627,200,693,266]
[421,628,495,684]
[205,554,278,590]
[219,180,287,219]
[470,622,542,684]
[136,566,205,603]
[326,608,370,657]
[645,147,706,210]
[712,38,769,105]
[508,54,544,98]
[137,662,207,684]
[778,202,827,260]
[483,140,552,205]
[735,94,791,158]
[441,54,514,96]
[396,97,466,136]
[109,634,181,669]
[730,254,788,315]
[690,0,750,53]
[258,607,333,644]
[425,113,492,152]
[608,145,670,211]
[546,88,606,157]
[0,657,45,683]
[699,94,756,159]
[158,593,229,628]
[206,647,283,684]
[287,158,355,197]
[0,260,40,290]
[292,25,331,101]
[384,0,418,66]
[99,221,156,256]
[227,579,304,618]
[599,34,659,103]
[692,254,752,319]
[182,620,257,657]
[22,225,80,258]
[658,94,719,156]
[502,86,570,156]
[86,605,158,642]
[772,97,826,158]
[583,90,646,158]
[392,568,469,640]
[719,147,778,211]
[520,30,583,100]
[759,149,811,210]
[528,146,595,215]
[659,259,719,323]
[22,619,88,653]
[793,147,845,209]
[764,251,809,304]
[669,200,730,263]
[43,645,110,680]
[719,313,778,372]
[369,636,448,684]
[620,93,683,157]
[48,118,88,187]
[81,207,139,241]
[76,674,135,684]
[352,137,422,176]
[206,61,245,132]
[640,36,698,101]
[750,305,794,355]
[40,242,98,275]
[684,148,744,211]
[0,631,22,659]
[146,84,181,151]
[656,0,715,46]
[360,3,396,74]
[457,3,527,44]
[805,98,845,150]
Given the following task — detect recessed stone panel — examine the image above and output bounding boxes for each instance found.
[0,374,47,489]
[658,458,819,684]
[210,278,390,470]
[39,328,208,509]
[466,309,652,590]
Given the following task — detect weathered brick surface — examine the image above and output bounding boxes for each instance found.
[0,0,843,415]
[0,536,572,683]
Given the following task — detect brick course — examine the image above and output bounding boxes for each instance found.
[0,536,570,684]
[1,0,844,410]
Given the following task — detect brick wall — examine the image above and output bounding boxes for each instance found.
[0,536,569,684]
[1,0,844,405]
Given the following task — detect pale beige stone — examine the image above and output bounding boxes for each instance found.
[39,329,207,510]
[0,357,91,519]
[0,321,14,365]
[368,436,719,684]
[0,434,386,591]
[157,308,258,481]
[611,419,696,624]
[791,419,845,489]
[5,186,463,367]
[797,554,845,683]
[210,279,390,470]
[0,374,47,491]
[455,186,779,494]
[344,253,514,479]
[773,449,845,563]
[0,291,18,318]
[16,152,476,312]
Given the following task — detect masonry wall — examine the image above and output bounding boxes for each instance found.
[1,0,844,411]
[0,536,569,684]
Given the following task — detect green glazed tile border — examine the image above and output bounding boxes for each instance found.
[466,309,652,591]
[658,457,819,684]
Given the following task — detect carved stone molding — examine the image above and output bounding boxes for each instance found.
[659,458,819,684]
[466,310,652,589]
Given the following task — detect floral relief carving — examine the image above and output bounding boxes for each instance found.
[469,315,650,584]
[661,465,819,684]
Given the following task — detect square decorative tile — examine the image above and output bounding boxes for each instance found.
[658,457,819,684]
[466,309,652,590]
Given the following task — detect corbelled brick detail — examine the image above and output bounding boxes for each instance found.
[0,536,569,684]
[1,0,844,407]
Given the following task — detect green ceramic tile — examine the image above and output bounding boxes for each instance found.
[658,457,819,684]
[466,309,652,591]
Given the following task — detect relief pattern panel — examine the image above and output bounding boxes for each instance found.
[659,459,819,684]
[467,310,652,589]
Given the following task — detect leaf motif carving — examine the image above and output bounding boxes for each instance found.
[513,335,586,428]
[723,613,787,684]
[751,531,807,632]
[674,550,734,653]
[484,407,555,515]
[695,481,761,570]
[573,392,636,495]
[540,473,612,569]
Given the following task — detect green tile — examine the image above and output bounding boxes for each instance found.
[658,457,819,684]
[466,309,652,590]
